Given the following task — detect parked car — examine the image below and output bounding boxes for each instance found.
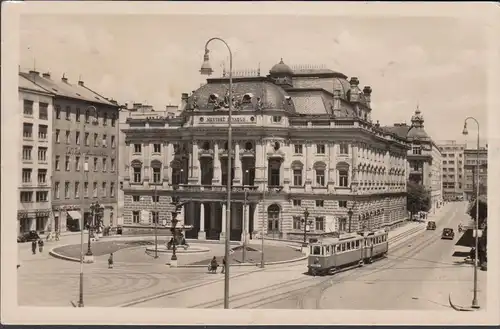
[426,221,436,230]
[441,228,455,240]
[17,230,40,243]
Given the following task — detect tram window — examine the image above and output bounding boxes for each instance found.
[341,244,346,252]
[336,244,341,252]
[313,246,321,255]
[325,246,330,255]
[355,240,360,248]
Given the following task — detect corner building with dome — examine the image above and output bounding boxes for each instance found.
[120,59,410,241]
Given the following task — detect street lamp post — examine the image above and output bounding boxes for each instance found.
[347,208,353,233]
[462,117,481,309]
[242,169,249,263]
[200,37,233,310]
[301,208,311,245]
[154,183,158,259]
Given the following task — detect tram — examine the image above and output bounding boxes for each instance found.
[307,230,389,276]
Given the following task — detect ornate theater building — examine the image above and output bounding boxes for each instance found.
[120,60,410,241]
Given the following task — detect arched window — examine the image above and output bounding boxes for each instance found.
[337,162,350,187]
[244,141,253,151]
[314,161,327,187]
[131,160,142,183]
[202,141,210,150]
[151,160,162,183]
[223,142,229,150]
[291,161,303,186]
[268,159,281,187]
[103,112,108,126]
[267,204,280,233]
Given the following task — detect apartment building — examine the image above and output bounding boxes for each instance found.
[437,140,465,200]
[20,70,121,232]
[18,73,54,234]
[464,146,488,200]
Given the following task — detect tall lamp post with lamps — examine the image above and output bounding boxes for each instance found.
[200,37,233,309]
[301,208,313,245]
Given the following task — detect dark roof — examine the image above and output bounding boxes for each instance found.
[19,71,117,107]
[269,59,293,76]
[19,74,53,95]
[382,124,411,139]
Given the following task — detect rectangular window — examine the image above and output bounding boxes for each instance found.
[23,123,33,139]
[111,114,116,127]
[39,102,48,120]
[64,181,70,199]
[75,182,80,198]
[102,134,107,147]
[316,144,325,154]
[339,144,349,155]
[37,169,47,184]
[102,182,107,197]
[412,146,422,155]
[36,191,48,202]
[75,156,81,171]
[55,129,60,143]
[54,182,60,199]
[55,155,60,170]
[38,124,48,140]
[111,135,116,148]
[152,195,160,203]
[133,195,140,202]
[65,130,71,144]
[22,169,32,183]
[94,157,98,171]
[292,199,301,207]
[65,106,71,120]
[102,158,107,171]
[94,133,99,147]
[93,182,98,198]
[22,146,32,161]
[23,99,34,116]
[76,107,81,121]
[339,170,349,187]
[38,147,47,162]
[133,167,141,183]
[153,143,161,153]
[110,182,115,197]
[151,211,159,224]
[75,131,80,145]
[111,158,116,171]
[316,169,325,186]
[153,167,161,183]
[293,216,301,230]
[84,182,89,197]
[55,105,61,119]
[338,201,347,208]
[315,200,324,207]
[315,217,325,231]
[294,144,303,154]
[132,211,140,223]
[134,144,142,153]
[103,112,108,126]
[84,132,89,146]
[293,169,302,186]
[20,191,33,203]
[65,156,70,171]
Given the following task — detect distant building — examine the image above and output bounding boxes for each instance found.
[383,108,443,213]
[436,140,466,200]
[119,60,410,241]
[463,146,487,201]
[18,74,54,234]
[19,71,121,233]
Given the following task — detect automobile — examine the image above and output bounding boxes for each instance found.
[426,221,436,230]
[17,230,40,243]
[441,228,455,240]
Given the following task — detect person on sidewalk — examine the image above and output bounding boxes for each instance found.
[221,256,226,274]
[31,240,37,255]
[38,239,44,253]
[55,231,60,241]
[108,253,114,269]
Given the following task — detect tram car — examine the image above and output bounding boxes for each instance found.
[307,230,389,276]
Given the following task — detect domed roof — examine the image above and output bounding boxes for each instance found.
[269,58,293,76]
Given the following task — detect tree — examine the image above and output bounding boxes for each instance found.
[467,195,487,269]
[406,180,431,218]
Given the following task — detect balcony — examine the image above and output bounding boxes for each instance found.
[198,149,214,158]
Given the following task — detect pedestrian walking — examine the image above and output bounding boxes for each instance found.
[38,239,44,253]
[221,256,226,274]
[55,231,60,241]
[108,253,114,269]
[31,240,37,255]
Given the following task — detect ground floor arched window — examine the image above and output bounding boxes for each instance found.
[267,204,280,233]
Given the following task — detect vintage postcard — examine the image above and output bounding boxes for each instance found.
[1,1,499,326]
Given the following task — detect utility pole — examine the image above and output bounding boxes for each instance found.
[242,187,248,263]
[154,183,158,259]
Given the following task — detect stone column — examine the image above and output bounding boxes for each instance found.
[198,202,206,240]
[123,142,131,188]
[220,203,227,242]
[233,142,242,185]
[328,143,336,192]
[163,142,172,188]
[212,142,221,185]
[305,141,313,184]
[253,203,260,233]
[188,142,199,184]
[255,141,265,190]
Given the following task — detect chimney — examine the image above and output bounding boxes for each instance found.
[348,77,360,102]
[29,70,40,77]
[363,86,372,108]
[78,80,84,86]
[181,93,189,110]
[61,75,68,83]
[42,72,51,79]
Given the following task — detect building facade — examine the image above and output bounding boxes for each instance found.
[18,74,54,234]
[120,61,410,241]
[437,140,465,200]
[383,109,443,213]
[463,147,487,200]
[19,71,121,233]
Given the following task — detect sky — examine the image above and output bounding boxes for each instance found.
[19,13,491,144]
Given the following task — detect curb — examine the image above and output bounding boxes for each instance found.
[49,249,81,263]
[166,254,308,268]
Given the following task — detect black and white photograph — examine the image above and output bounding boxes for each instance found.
[1,1,499,326]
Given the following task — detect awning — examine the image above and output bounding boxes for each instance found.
[67,211,82,220]
[456,229,474,247]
